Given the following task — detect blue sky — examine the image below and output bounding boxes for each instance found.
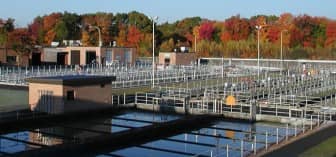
[1,0,336,27]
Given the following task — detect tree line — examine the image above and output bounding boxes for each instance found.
[1,11,336,59]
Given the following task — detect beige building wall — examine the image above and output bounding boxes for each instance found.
[159,52,196,65]
[28,83,64,114]
[62,84,112,113]
[29,82,112,114]
[175,53,196,65]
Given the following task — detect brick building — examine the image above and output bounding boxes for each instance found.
[0,47,41,66]
[42,46,136,65]
[158,52,197,66]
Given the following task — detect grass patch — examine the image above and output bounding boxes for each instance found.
[299,136,336,157]
[0,89,28,112]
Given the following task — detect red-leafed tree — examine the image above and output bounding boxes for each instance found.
[8,28,33,66]
[127,25,142,48]
[43,13,62,45]
[289,26,304,47]
[277,13,293,47]
[292,14,325,48]
[325,21,336,47]
[278,13,294,27]
[267,26,280,43]
[224,15,250,41]
[28,17,44,45]
[199,22,214,40]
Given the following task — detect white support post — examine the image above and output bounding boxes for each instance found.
[265,131,268,150]
[276,128,279,144]
[318,112,320,127]
[286,124,289,140]
[112,95,114,105]
[146,93,148,105]
[135,93,138,104]
[117,95,120,106]
[124,92,126,105]
[241,140,244,157]
[254,135,257,155]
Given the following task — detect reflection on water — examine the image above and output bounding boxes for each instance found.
[0,110,299,157]
[115,111,180,122]
[108,121,299,157]
[0,110,181,155]
[0,138,41,154]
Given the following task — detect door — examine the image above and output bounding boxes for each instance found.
[31,53,41,66]
[57,53,67,65]
[86,51,96,64]
[71,50,80,65]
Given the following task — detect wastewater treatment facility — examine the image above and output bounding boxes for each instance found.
[2,1,336,157]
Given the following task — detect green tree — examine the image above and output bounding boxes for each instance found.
[128,11,151,32]
[62,12,81,40]
[0,18,14,47]
[54,21,68,42]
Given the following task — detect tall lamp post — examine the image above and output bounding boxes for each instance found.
[149,16,158,88]
[280,30,288,75]
[194,35,197,52]
[256,25,262,80]
[89,25,102,47]
[256,25,269,80]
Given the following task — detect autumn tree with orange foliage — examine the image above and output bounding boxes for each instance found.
[224,15,251,41]
[127,25,142,48]
[4,11,336,60]
[43,13,62,45]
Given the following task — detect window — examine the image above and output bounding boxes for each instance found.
[6,56,16,64]
[124,50,131,64]
[37,90,54,113]
[67,90,75,100]
[105,51,112,63]
[164,58,170,65]
[116,55,121,62]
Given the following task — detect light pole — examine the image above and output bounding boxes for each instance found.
[149,16,158,88]
[194,35,197,52]
[256,25,262,80]
[280,30,288,75]
[89,25,102,47]
[256,25,269,80]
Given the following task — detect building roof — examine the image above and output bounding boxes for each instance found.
[26,75,116,86]
[42,46,136,49]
